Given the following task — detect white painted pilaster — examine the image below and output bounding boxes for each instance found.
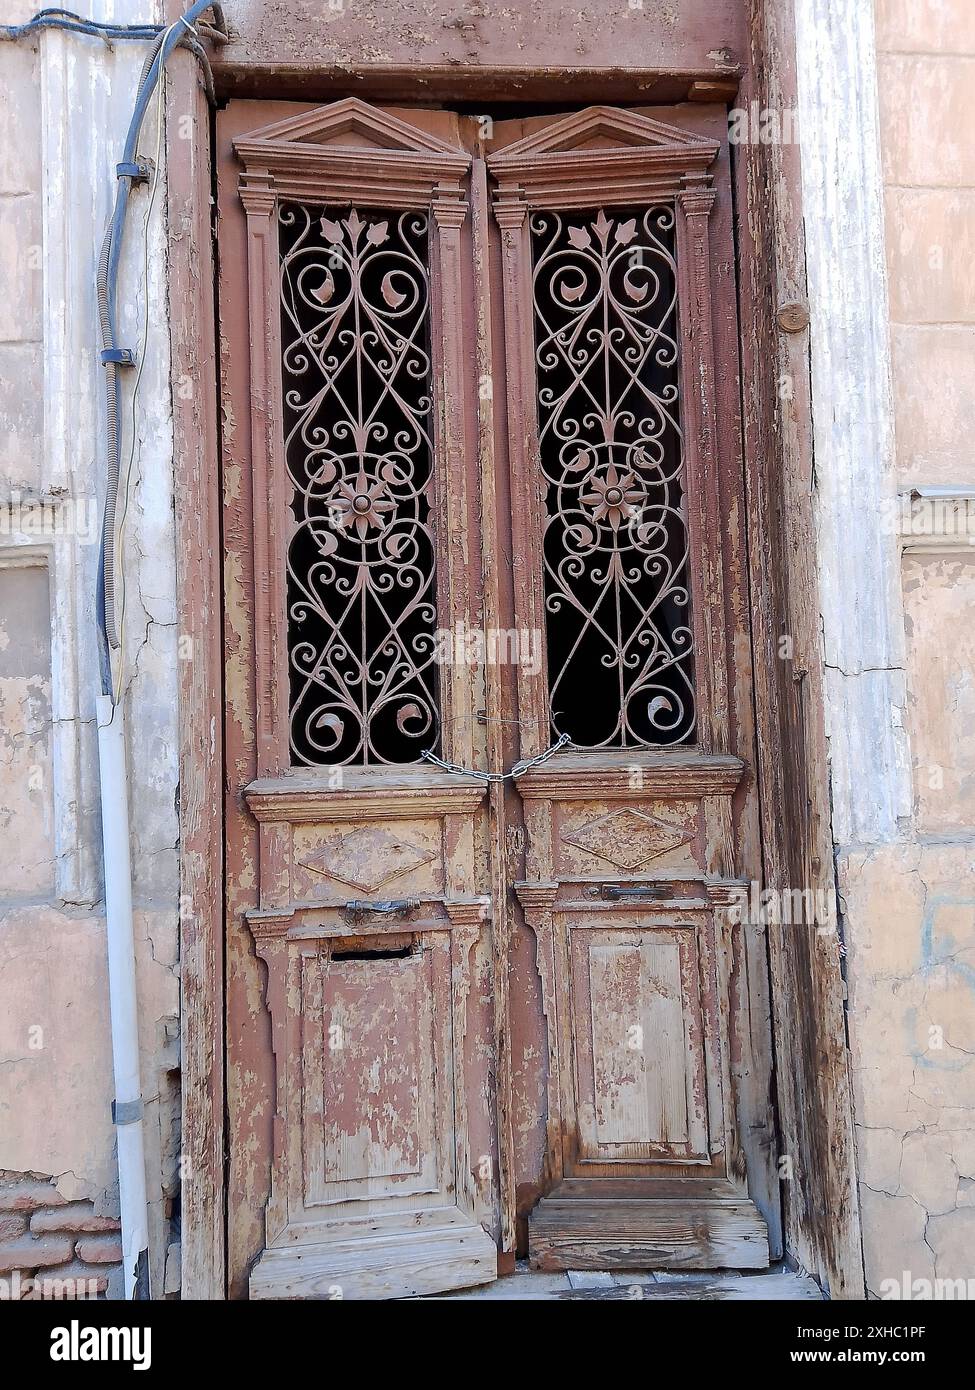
[793,0,912,846]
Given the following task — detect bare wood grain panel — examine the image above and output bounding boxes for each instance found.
[251,1224,497,1301]
[572,928,708,1162]
[530,1196,769,1271]
[301,952,327,1204]
[589,943,654,1145]
[643,939,690,1146]
[588,940,690,1146]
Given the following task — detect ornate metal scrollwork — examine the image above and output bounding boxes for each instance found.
[530,206,696,747]
[279,203,441,765]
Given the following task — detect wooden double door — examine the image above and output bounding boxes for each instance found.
[218,95,779,1299]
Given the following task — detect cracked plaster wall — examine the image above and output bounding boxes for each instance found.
[0,1,180,1298]
[827,0,975,1296]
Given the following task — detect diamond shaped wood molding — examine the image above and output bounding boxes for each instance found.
[562,807,693,871]
[298,825,436,892]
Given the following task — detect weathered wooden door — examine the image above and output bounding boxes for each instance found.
[218,96,779,1300]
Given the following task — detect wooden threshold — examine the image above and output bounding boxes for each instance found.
[249,1222,498,1301]
[529,1184,769,1272]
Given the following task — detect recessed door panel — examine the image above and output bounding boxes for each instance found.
[301,946,440,1201]
[569,923,710,1162]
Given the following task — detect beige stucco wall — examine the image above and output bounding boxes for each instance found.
[844,0,975,1297]
[0,1,180,1298]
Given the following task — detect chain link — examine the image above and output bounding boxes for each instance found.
[420,732,572,783]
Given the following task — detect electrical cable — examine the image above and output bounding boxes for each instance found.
[0,7,227,45]
[1,9,163,41]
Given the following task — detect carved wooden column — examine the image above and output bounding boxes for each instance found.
[676,177,729,752]
[240,171,289,773]
[430,189,475,767]
[493,194,550,757]
[513,882,562,1184]
[445,896,491,1220]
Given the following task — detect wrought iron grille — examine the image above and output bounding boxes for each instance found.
[529,205,696,747]
[279,203,441,766]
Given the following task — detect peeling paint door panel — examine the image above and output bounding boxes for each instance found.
[572,925,711,1160]
[488,106,779,1271]
[219,99,499,1301]
[311,948,438,1197]
[218,96,779,1298]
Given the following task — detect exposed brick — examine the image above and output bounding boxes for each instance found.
[75,1236,122,1265]
[30,1203,120,1236]
[0,1214,27,1240]
[0,1178,67,1213]
[20,1261,110,1299]
[0,1235,73,1272]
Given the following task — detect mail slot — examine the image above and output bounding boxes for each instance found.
[330,935,417,962]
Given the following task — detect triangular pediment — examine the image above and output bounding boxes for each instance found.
[234,97,464,159]
[489,106,718,170]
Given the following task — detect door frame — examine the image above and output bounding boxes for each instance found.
[170,0,865,1299]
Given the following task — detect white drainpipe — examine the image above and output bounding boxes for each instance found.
[96,693,150,1299]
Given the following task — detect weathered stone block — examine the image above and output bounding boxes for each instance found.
[23,1260,111,1298]
[891,325,975,483]
[0,1214,27,1240]
[30,1203,120,1235]
[926,1207,975,1281]
[879,55,975,187]
[0,1177,67,1213]
[860,1187,935,1296]
[899,1131,960,1217]
[885,190,975,324]
[0,1235,73,1272]
[0,48,40,196]
[0,191,42,342]
[903,555,975,832]
[74,1236,123,1265]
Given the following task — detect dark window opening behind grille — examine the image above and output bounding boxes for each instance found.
[529,204,696,748]
[279,202,441,766]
